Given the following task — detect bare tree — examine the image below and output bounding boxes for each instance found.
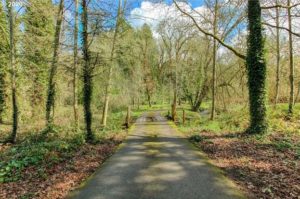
[73,0,79,128]
[287,0,294,115]
[101,0,123,127]
[211,0,218,120]
[274,0,281,105]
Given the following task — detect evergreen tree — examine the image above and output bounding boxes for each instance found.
[23,0,54,117]
[246,0,268,134]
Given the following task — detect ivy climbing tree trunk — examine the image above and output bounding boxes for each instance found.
[7,0,18,143]
[73,0,79,129]
[45,0,64,128]
[246,0,268,134]
[287,0,294,115]
[82,0,94,142]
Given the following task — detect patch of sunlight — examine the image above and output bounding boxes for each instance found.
[147,149,159,156]
[143,142,163,148]
[134,161,186,183]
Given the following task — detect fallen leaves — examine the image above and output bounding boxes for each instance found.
[0,141,122,199]
[195,132,300,199]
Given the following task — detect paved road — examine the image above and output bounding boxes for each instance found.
[68,112,245,199]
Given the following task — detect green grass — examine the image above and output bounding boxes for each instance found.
[168,102,300,136]
[165,102,300,155]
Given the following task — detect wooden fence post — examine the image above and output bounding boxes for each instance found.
[183,109,186,125]
[126,105,131,128]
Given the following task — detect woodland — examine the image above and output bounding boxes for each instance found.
[0,0,299,198]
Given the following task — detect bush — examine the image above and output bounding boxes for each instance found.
[189,135,203,143]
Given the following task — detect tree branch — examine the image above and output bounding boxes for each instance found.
[262,22,300,37]
[261,3,300,9]
[173,0,246,60]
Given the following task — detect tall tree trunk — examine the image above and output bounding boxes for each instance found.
[274,0,280,105]
[287,0,294,115]
[246,0,268,134]
[0,70,5,124]
[211,0,218,120]
[73,0,79,128]
[7,0,18,143]
[172,59,177,121]
[295,82,300,104]
[45,0,64,127]
[101,0,122,127]
[82,0,94,142]
[0,2,6,124]
[192,79,209,112]
[146,88,152,107]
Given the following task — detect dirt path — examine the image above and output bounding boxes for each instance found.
[68,112,245,199]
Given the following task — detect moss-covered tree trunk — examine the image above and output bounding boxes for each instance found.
[45,0,64,127]
[7,0,18,143]
[82,0,94,142]
[0,2,7,124]
[246,0,268,134]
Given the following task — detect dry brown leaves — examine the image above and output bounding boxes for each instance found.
[197,132,300,199]
[0,142,119,199]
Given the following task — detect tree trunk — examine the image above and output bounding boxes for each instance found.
[172,52,178,121]
[82,0,94,142]
[211,0,218,120]
[73,0,79,128]
[101,0,122,127]
[7,1,18,143]
[45,0,64,127]
[274,0,280,105]
[287,0,294,115]
[172,90,177,121]
[192,78,209,112]
[246,0,268,134]
[0,3,6,124]
[146,88,152,108]
[295,82,300,104]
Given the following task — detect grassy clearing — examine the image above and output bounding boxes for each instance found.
[171,103,300,156]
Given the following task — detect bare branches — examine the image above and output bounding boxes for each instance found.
[261,3,300,10]
[262,22,300,37]
[173,0,246,60]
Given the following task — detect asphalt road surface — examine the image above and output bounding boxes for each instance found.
[68,112,245,199]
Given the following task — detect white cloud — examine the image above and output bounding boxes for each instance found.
[128,1,208,30]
